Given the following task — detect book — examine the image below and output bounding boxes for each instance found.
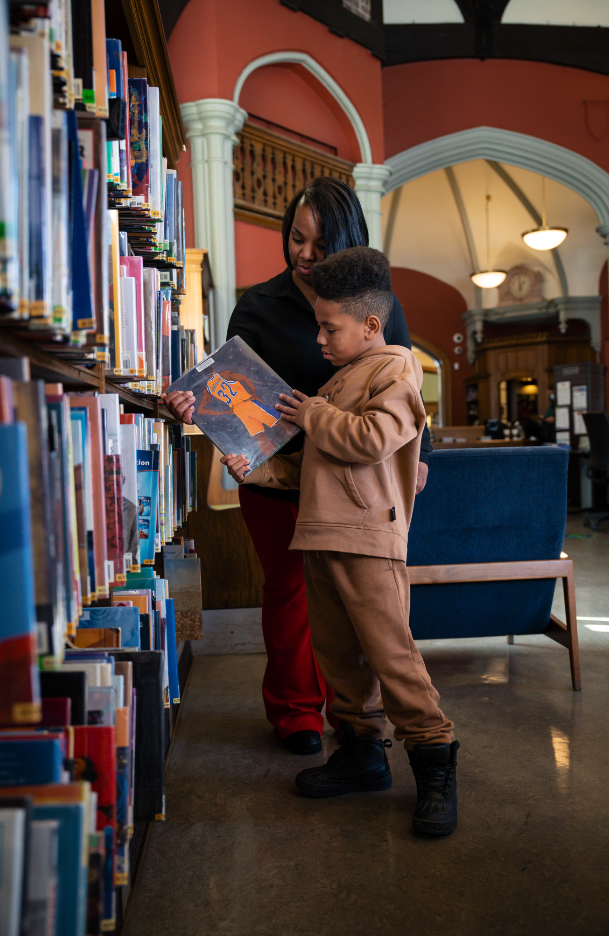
[0,803,28,936]
[165,599,180,705]
[119,421,140,571]
[108,650,165,822]
[0,737,63,786]
[114,707,130,885]
[136,449,159,565]
[13,381,61,664]
[86,686,115,726]
[39,697,72,727]
[39,671,87,726]
[73,725,116,925]
[79,607,140,650]
[128,78,149,205]
[69,397,109,599]
[0,423,41,725]
[24,818,59,936]
[163,558,203,641]
[166,335,301,472]
[73,628,121,651]
[31,802,88,936]
[104,454,125,583]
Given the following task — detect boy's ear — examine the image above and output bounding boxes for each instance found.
[365,314,382,338]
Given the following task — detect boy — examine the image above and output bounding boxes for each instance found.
[221,247,459,836]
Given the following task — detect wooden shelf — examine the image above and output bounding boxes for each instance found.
[0,327,177,420]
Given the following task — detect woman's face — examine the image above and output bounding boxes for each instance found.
[288,204,325,288]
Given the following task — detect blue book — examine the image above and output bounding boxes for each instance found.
[33,802,87,936]
[136,450,159,565]
[0,738,63,786]
[79,606,140,649]
[105,39,123,102]
[0,424,40,725]
[0,424,36,637]
[165,599,180,705]
[67,109,94,331]
[171,327,182,382]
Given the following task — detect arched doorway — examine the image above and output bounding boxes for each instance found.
[410,335,451,427]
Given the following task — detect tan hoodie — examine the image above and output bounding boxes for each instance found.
[244,345,425,561]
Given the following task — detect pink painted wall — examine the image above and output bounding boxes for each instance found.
[383,59,609,172]
[391,267,472,425]
[239,64,360,162]
[171,0,384,250]
[235,221,284,288]
[169,0,384,160]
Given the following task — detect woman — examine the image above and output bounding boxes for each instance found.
[164,177,431,754]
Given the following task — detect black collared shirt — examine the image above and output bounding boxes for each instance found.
[227,267,432,500]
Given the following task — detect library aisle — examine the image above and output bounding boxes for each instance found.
[123,519,609,936]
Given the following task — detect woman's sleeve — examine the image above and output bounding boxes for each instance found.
[226,290,263,356]
[385,293,433,464]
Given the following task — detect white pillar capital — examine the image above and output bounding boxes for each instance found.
[352,163,392,252]
[180,98,248,349]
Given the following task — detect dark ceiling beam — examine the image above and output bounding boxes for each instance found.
[384,23,609,76]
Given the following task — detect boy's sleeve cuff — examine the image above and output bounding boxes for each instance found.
[294,395,321,428]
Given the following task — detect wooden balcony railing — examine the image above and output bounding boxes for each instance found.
[233,122,355,229]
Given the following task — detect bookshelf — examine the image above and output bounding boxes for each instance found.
[0,2,205,935]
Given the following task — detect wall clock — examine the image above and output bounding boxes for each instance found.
[497,266,544,306]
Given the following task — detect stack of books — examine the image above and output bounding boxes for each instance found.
[0,373,199,935]
[0,2,189,381]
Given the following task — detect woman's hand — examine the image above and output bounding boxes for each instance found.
[161,390,195,425]
[276,389,309,423]
[220,453,250,484]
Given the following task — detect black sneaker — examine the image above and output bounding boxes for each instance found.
[407,740,459,836]
[279,730,322,755]
[295,722,392,798]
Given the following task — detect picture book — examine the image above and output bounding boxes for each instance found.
[136,449,159,565]
[166,335,301,473]
[108,650,165,822]
[79,606,141,650]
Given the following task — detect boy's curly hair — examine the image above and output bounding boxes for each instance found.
[310,246,393,329]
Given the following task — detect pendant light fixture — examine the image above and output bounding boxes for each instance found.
[522,176,568,250]
[470,195,507,289]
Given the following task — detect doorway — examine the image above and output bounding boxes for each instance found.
[411,343,443,426]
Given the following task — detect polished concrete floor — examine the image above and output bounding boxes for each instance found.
[124,518,609,936]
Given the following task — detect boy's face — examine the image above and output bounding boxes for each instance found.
[315,298,383,367]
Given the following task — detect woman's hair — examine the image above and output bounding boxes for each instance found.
[282,177,369,267]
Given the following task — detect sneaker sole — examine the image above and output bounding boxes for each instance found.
[295,772,392,798]
[412,814,457,836]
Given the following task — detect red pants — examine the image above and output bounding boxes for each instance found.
[239,486,337,738]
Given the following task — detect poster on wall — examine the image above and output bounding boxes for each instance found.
[555,407,570,430]
[572,386,588,411]
[556,381,571,406]
[573,411,587,435]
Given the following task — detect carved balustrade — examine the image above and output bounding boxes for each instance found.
[233,122,355,228]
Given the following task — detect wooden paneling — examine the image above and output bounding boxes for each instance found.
[186,436,264,610]
[234,123,354,229]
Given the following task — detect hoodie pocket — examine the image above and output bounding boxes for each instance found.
[345,464,369,510]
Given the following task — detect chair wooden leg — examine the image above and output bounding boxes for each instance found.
[562,563,581,691]
[506,635,514,644]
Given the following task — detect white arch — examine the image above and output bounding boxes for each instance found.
[384,126,609,231]
[232,51,373,164]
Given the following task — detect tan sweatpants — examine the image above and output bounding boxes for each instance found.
[303,551,454,749]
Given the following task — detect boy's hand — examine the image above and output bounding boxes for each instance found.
[276,389,309,423]
[161,390,195,425]
[220,453,250,484]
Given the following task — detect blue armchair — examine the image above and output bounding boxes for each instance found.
[407,447,580,690]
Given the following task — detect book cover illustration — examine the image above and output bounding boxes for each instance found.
[167,335,301,473]
[163,559,203,641]
[136,450,159,565]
